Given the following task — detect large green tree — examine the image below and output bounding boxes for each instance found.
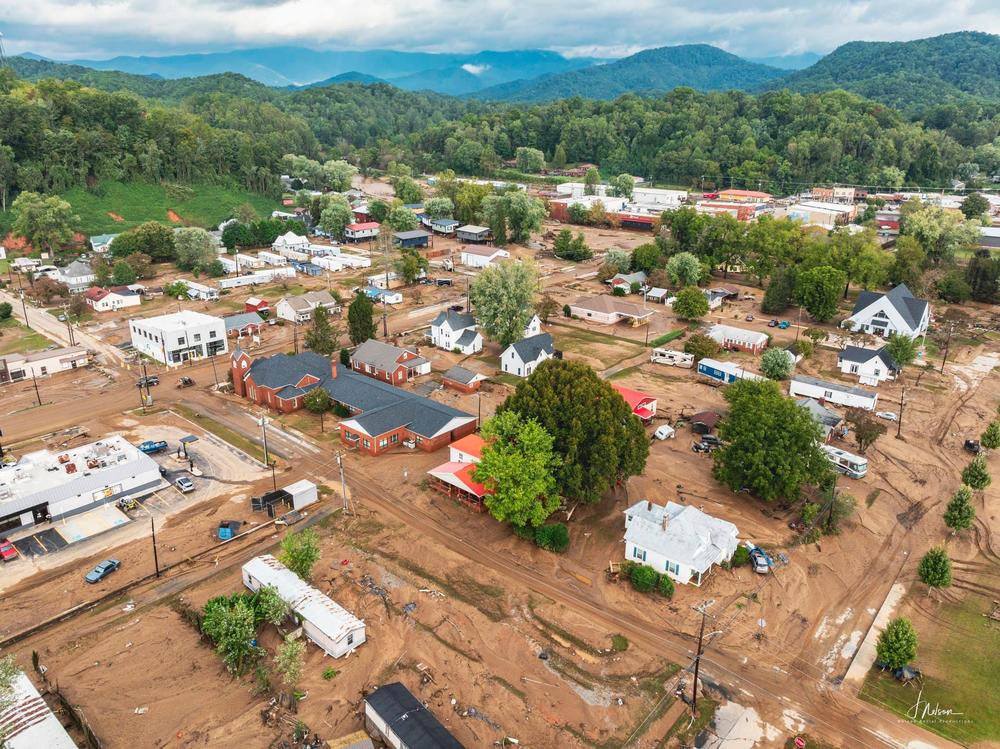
[320,202,354,239]
[470,259,538,346]
[304,305,339,355]
[394,247,430,284]
[515,146,545,173]
[665,252,702,287]
[672,286,709,320]
[386,205,419,232]
[943,485,975,531]
[111,221,176,262]
[875,617,917,670]
[501,360,649,502]
[474,411,560,528]
[481,191,546,244]
[347,293,377,345]
[713,379,832,502]
[11,192,79,254]
[278,528,321,580]
[917,546,952,589]
[174,227,218,272]
[796,265,847,322]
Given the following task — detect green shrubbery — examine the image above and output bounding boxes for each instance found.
[619,559,674,598]
[731,546,751,567]
[514,522,570,553]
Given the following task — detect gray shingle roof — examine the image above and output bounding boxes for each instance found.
[394,230,431,240]
[455,329,480,347]
[838,345,898,370]
[442,365,483,385]
[61,259,93,277]
[431,310,475,330]
[244,351,330,391]
[281,290,339,312]
[351,339,423,372]
[508,333,554,364]
[223,312,263,332]
[851,283,927,330]
[365,683,465,749]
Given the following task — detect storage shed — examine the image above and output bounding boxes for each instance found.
[242,554,365,658]
[393,230,431,248]
[285,479,318,510]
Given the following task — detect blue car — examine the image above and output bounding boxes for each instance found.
[85,559,121,584]
[138,440,168,454]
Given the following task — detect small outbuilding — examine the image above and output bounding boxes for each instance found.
[364,682,467,749]
[393,229,432,248]
[442,365,488,393]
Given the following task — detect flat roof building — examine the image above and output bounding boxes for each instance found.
[129,310,228,365]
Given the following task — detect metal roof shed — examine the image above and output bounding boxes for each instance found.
[242,554,365,658]
[364,682,466,749]
[0,672,78,749]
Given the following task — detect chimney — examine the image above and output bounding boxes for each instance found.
[661,514,668,531]
[330,358,338,379]
[646,500,652,512]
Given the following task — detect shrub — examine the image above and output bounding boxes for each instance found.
[657,574,675,598]
[534,523,570,553]
[800,502,819,525]
[513,524,536,541]
[322,666,338,680]
[611,634,629,652]
[618,559,637,579]
[612,286,627,297]
[339,348,350,366]
[562,304,571,318]
[731,546,750,566]
[683,333,721,361]
[629,564,658,593]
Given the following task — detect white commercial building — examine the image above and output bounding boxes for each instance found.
[129,310,228,365]
[789,374,879,411]
[624,500,739,586]
[0,346,90,383]
[242,554,365,658]
[0,435,161,530]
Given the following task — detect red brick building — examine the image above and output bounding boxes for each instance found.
[349,339,431,385]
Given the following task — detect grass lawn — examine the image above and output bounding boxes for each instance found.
[551,324,646,369]
[171,404,269,465]
[0,318,55,355]
[489,372,522,387]
[0,259,8,275]
[859,594,1000,745]
[661,697,718,747]
[50,180,282,235]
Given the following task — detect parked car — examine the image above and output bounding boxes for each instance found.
[175,477,195,493]
[85,559,121,584]
[745,314,754,322]
[700,434,723,447]
[778,321,790,329]
[964,439,982,454]
[875,411,899,422]
[654,424,676,440]
[137,440,168,454]
[703,192,719,199]
[176,376,195,388]
[767,319,779,328]
[0,538,19,562]
[436,278,453,287]
[448,304,465,312]
[136,375,160,388]
[692,441,717,453]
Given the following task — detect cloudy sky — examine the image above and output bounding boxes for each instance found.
[1,0,999,60]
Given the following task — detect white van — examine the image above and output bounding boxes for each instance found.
[654,424,676,440]
[650,348,694,368]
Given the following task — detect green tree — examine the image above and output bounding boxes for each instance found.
[470,259,538,346]
[845,408,886,454]
[935,270,971,303]
[630,243,662,274]
[11,192,79,254]
[943,485,975,531]
[515,146,545,173]
[124,252,153,280]
[875,617,917,670]
[0,302,12,320]
[683,333,721,361]
[672,286,709,320]
[321,159,358,192]
[551,144,568,169]
[665,252,702,287]
[394,247,430,284]
[347,293,377,345]
[501,360,649,503]
[885,334,918,371]
[879,166,905,190]
[320,202,354,239]
[423,197,454,219]
[481,191,546,244]
[111,221,176,262]
[553,229,591,261]
[629,564,658,593]
[304,306,339,355]
[981,421,1000,450]
[279,528,321,580]
[713,379,831,502]
[796,265,847,322]
[903,205,979,265]
[760,347,792,380]
[609,173,634,200]
[0,653,19,718]
[960,192,990,219]
[583,167,600,195]
[367,199,391,223]
[253,584,290,626]
[202,596,259,675]
[163,280,189,298]
[917,546,952,589]
[761,267,798,314]
[386,205,419,232]
[965,251,1000,303]
[392,175,423,204]
[829,229,888,297]
[474,411,560,528]
[233,203,259,225]
[536,294,559,323]
[275,635,305,685]
[888,236,927,289]
[111,260,137,286]
[174,227,218,272]
[961,454,991,490]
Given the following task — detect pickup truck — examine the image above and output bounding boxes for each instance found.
[137,440,168,454]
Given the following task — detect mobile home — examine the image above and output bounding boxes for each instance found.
[789,375,878,411]
[650,348,694,368]
[697,357,764,384]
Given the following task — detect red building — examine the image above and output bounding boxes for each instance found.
[611,384,658,423]
[349,339,431,385]
[441,365,487,394]
[244,296,270,315]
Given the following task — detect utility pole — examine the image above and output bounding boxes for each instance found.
[63,304,76,346]
[293,324,299,354]
[690,600,715,716]
[939,322,955,374]
[382,298,388,339]
[0,427,4,461]
[337,452,349,513]
[30,373,41,407]
[896,365,928,439]
[269,461,277,492]
[209,352,219,388]
[151,517,160,578]
[141,361,152,403]
[259,415,270,467]
[19,290,29,330]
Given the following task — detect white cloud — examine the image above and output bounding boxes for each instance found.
[0,0,998,60]
[461,63,490,75]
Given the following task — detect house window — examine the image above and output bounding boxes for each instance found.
[193,333,201,342]
[210,331,217,339]
[177,337,185,345]
[823,390,833,399]
[667,561,680,575]
[632,547,646,562]
[378,438,388,448]
[363,439,370,448]
[849,364,859,373]
[391,434,399,443]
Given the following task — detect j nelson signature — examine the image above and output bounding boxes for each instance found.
[906,690,965,722]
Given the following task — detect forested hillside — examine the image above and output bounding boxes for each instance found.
[768,32,1000,112]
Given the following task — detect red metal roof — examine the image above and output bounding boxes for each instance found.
[612,383,656,415]
[346,222,380,231]
[450,434,485,459]
[428,461,490,497]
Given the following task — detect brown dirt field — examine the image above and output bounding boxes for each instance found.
[108,212,125,222]
[167,209,184,223]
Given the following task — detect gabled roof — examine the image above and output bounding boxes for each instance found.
[838,345,898,370]
[244,351,331,391]
[571,295,653,319]
[610,271,647,286]
[280,290,339,312]
[343,393,471,440]
[460,244,504,257]
[455,329,481,347]
[351,338,422,372]
[442,365,486,386]
[612,383,656,412]
[796,398,842,429]
[457,224,490,234]
[792,374,877,400]
[61,259,93,277]
[851,284,928,330]
[85,285,138,301]
[431,310,475,330]
[450,433,485,458]
[427,461,488,498]
[365,683,466,749]
[624,500,738,574]
[507,332,554,364]
[224,312,263,332]
[346,222,380,231]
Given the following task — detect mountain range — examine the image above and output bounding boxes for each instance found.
[11,31,1000,112]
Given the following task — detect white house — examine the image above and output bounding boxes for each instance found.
[837,345,899,386]
[276,290,341,323]
[242,554,365,659]
[88,233,118,255]
[788,374,878,411]
[501,333,554,377]
[608,271,648,294]
[569,295,654,325]
[430,310,483,354]
[522,314,542,338]
[460,246,510,268]
[184,280,220,301]
[129,310,227,365]
[0,345,90,383]
[1,671,79,749]
[844,283,929,340]
[272,231,310,254]
[84,285,142,312]
[58,259,96,293]
[345,222,380,241]
[707,324,769,354]
[623,500,739,586]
